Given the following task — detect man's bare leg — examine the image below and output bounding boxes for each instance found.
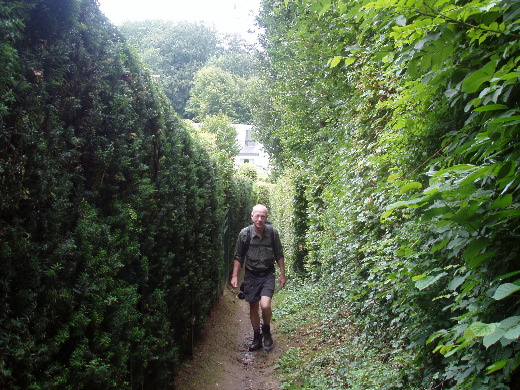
[260,296,273,347]
[248,301,263,351]
[249,301,261,329]
[260,296,272,325]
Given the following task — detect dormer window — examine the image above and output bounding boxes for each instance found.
[245,128,256,146]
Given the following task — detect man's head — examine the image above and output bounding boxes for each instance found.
[251,204,268,231]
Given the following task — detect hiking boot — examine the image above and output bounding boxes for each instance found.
[249,331,263,351]
[262,324,273,348]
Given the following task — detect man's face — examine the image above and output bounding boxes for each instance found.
[251,209,267,230]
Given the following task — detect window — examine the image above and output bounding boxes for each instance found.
[245,129,256,146]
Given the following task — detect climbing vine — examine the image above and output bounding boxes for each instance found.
[256,0,519,389]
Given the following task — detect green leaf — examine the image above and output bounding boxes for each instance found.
[486,360,508,374]
[495,161,514,180]
[434,164,477,176]
[448,275,467,291]
[459,166,494,186]
[462,237,490,262]
[490,209,520,220]
[387,173,400,182]
[464,322,496,341]
[423,205,451,219]
[493,270,520,282]
[492,283,520,300]
[461,60,498,94]
[381,196,431,218]
[467,251,495,269]
[490,194,513,209]
[499,316,520,328]
[444,339,471,357]
[504,324,520,340]
[483,328,505,348]
[399,181,422,194]
[329,56,343,68]
[415,272,447,290]
[434,0,452,7]
[474,104,508,112]
[318,0,332,16]
[446,184,478,199]
[431,237,450,253]
[489,115,520,124]
[344,56,356,66]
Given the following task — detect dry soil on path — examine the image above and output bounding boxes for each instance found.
[173,284,286,390]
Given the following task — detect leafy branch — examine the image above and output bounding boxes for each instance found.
[417,3,520,39]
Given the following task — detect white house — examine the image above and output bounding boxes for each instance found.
[234,124,270,173]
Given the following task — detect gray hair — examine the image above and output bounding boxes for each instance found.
[251,204,268,215]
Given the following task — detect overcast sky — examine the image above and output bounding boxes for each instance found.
[98,0,262,41]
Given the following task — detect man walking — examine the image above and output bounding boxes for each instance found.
[231,204,286,351]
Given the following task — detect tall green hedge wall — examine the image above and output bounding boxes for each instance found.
[0,1,251,388]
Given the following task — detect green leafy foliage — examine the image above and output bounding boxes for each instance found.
[185,66,243,121]
[256,0,519,389]
[238,162,259,182]
[199,48,261,123]
[200,113,240,156]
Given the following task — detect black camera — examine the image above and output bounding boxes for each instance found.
[237,282,245,300]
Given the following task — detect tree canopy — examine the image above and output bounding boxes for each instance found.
[119,20,220,116]
[185,66,240,120]
[120,21,260,123]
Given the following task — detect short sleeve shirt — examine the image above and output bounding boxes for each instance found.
[234,225,284,272]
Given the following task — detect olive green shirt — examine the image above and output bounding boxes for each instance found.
[234,225,284,272]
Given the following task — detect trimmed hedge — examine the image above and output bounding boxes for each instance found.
[0,0,250,388]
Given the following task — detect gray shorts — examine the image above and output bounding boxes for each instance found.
[244,270,275,302]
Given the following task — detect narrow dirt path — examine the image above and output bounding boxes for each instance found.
[173,283,285,390]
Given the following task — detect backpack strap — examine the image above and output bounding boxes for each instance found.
[266,224,277,257]
[241,224,252,259]
[247,224,252,251]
